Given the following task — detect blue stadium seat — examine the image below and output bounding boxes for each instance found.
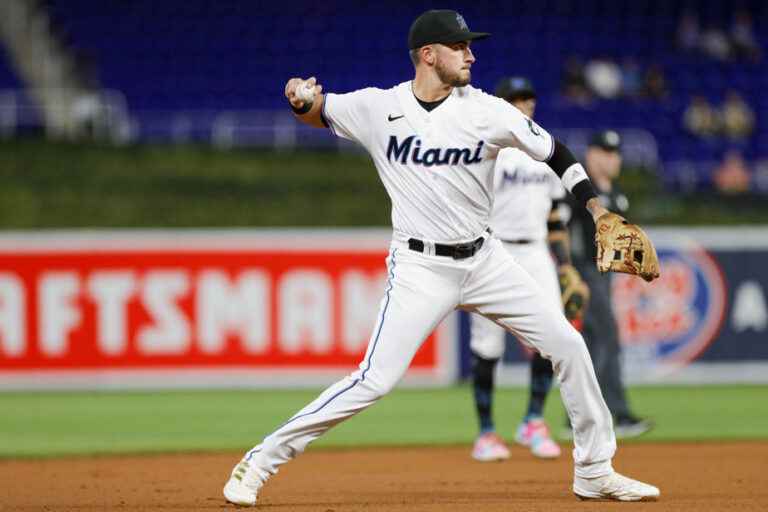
[38,0,767,188]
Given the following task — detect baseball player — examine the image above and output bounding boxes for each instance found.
[564,130,654,439]
[224,10,660,505]
[469,77,588,462]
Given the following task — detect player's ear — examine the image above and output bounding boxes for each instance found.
[423,45,436,66]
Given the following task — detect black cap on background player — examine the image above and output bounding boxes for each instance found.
[588,130,622,152]
[408,10,490,49]
[494,76,536,102]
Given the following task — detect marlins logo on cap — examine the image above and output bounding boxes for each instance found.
[456,13,469,30]
[408,10,490,49]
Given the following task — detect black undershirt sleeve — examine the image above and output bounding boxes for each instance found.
[546,140,577,177]
[319,97,330,128]
[571,180,598,206]
[546,139,598,206]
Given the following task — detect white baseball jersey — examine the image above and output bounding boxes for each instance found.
[491,148,566,242]
[322,81,556,243]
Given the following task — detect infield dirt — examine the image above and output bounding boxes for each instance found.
[1,441,766,511]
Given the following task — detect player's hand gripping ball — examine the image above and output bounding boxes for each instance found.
[285,76,321,108]
[558,264,590,321]
[294,80,316,103]
[595,212,660,282]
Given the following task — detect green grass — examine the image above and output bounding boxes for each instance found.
[1,385,767,458]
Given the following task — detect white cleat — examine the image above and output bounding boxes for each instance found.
[223,459,263,506]
[573,471,661,502]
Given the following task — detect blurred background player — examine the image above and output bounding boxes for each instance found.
[470,77,590,461]
[564,130,654,439]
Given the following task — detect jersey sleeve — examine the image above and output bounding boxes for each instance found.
[321,88,379,146]
[485,96,555,162]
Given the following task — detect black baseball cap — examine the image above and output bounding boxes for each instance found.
[408,10,490,50]
[495,76,536,101]
[588,130,622,152]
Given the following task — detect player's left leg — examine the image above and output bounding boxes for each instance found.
[462,238,659,500]
[578,263,653,438]
[462,239,613,477]
[468,314,510,461]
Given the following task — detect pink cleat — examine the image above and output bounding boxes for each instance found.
[471,432,511,462]
[514,418,561,459]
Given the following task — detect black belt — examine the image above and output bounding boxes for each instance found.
[408,232,488,260]
[501,239,533,244]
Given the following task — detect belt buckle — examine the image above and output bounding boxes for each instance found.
[452,242,474,260]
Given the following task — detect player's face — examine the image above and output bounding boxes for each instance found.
[511,98,536,118]
[434,41,475,87]
[587,148,622,180]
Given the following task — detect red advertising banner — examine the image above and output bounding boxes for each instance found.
[0,231,453,389]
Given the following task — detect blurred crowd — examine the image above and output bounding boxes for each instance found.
[682,90,756,140]
[561,56,668,104]
[677,9,763,63]
[710,149,768,197]
[712,150,751,194]
[561,9,763,106]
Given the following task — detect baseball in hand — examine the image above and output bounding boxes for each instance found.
[295,81,316,103]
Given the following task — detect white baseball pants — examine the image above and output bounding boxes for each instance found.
[470,239,562,359]
[243,236,615,480]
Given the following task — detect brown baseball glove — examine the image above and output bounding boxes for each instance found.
[558,264,590,321]
[595,212,660,282]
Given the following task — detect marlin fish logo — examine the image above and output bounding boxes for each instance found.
[526,117,542,136]
[456,13,469,30]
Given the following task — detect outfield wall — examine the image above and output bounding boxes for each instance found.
[0,229,454,390]
[0,228,766,390]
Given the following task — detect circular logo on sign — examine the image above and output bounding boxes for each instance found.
[612,246,727,373]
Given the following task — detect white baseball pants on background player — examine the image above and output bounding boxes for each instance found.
[244,236,615,481]
[470,240,561,360]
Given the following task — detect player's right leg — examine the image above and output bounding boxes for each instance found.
[223,247,460,506]
[468,314,510,461]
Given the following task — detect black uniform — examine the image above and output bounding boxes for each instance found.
[568,183,633,419]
